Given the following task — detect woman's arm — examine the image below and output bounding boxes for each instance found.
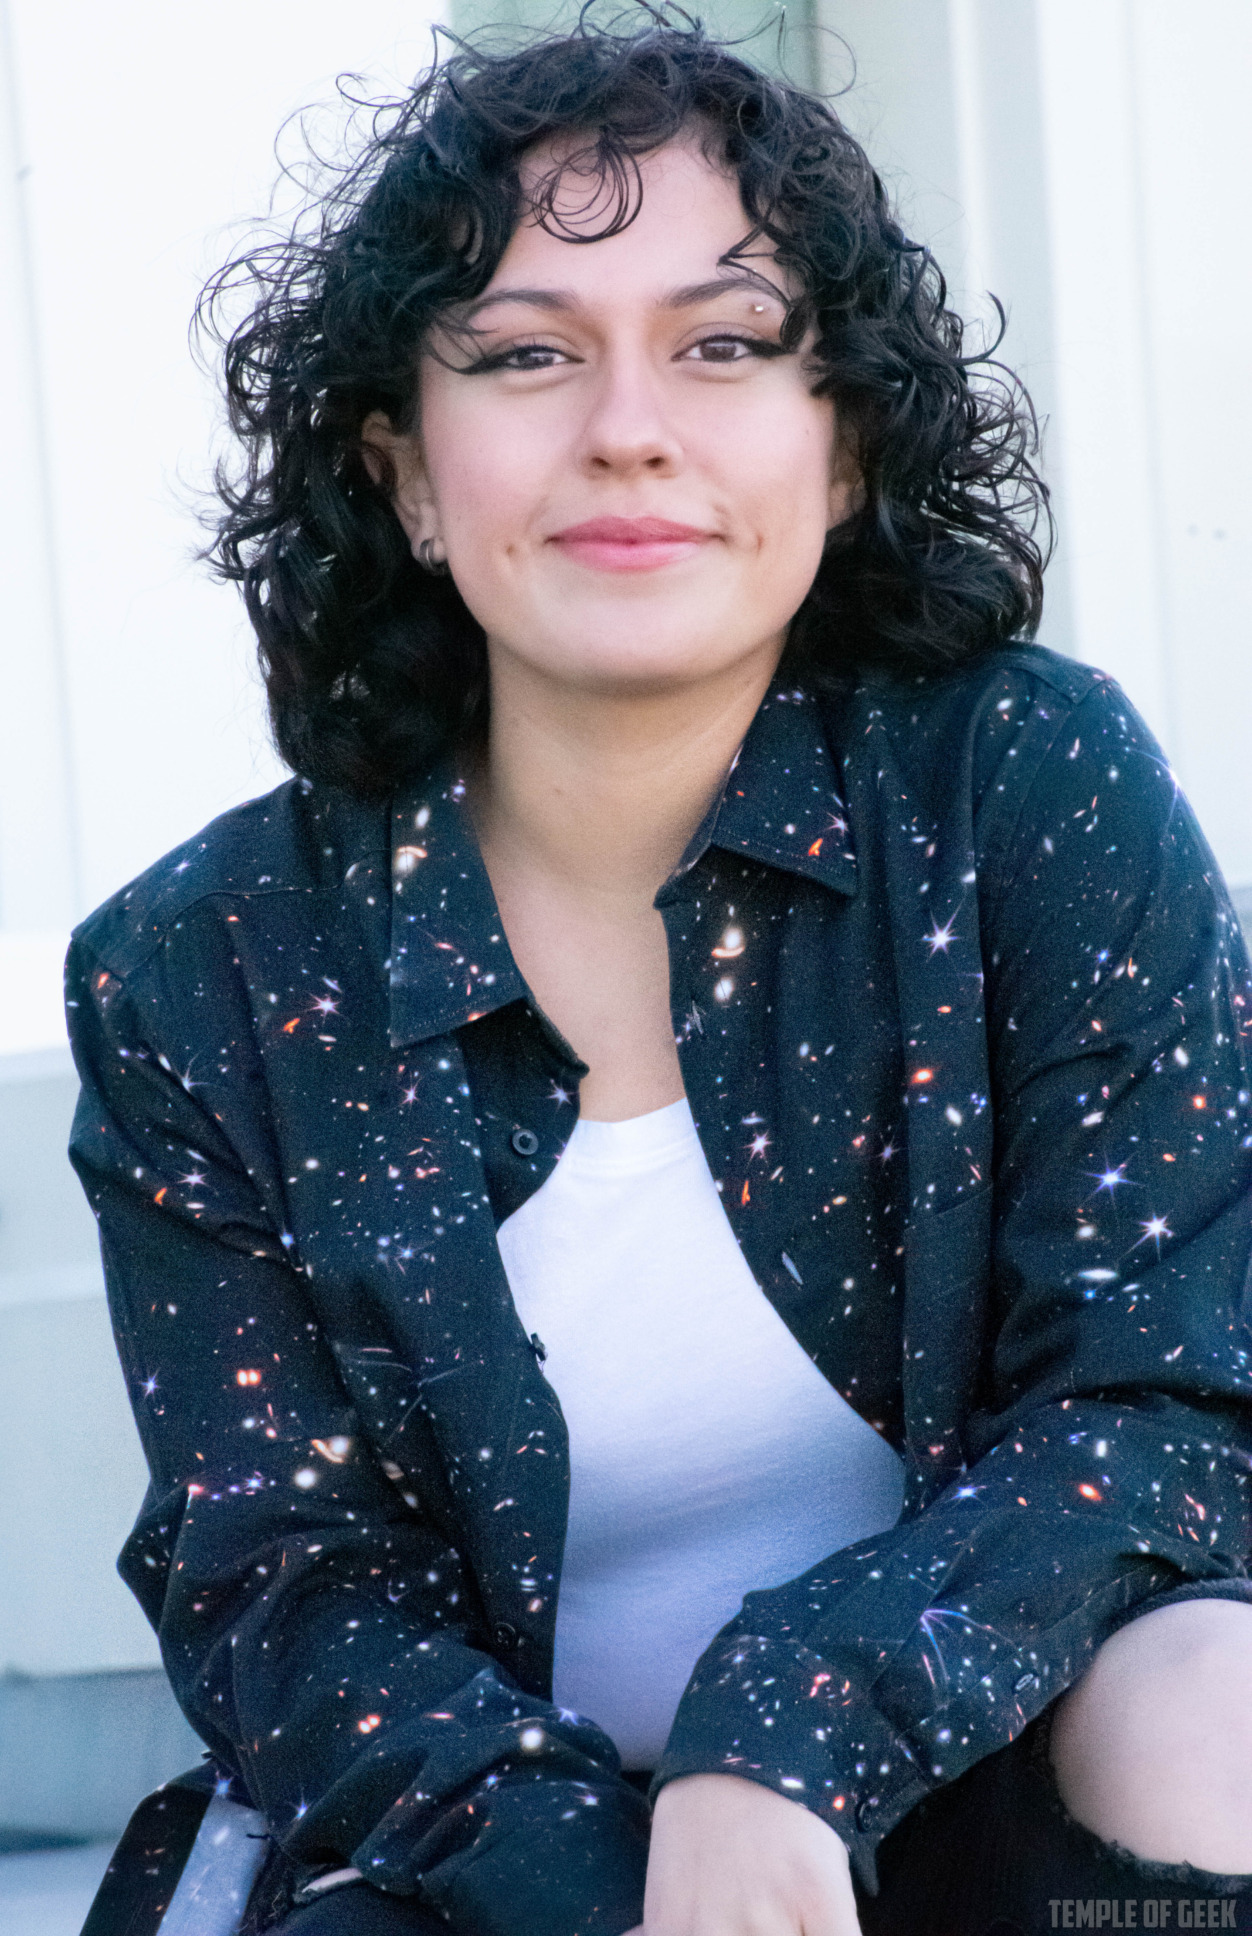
[66,932,649,1936]
[649,672,1252,1897]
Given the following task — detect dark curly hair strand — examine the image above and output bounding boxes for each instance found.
[201,16,1051,796]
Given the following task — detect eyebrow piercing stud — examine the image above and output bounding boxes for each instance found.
[752,304,766,312]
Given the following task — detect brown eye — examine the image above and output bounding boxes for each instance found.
[682,332,787,366]
[688,334,753,363]
[465,339,575,374]
[501,343,567,370]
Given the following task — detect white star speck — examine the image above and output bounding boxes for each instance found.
[1134,1214,1172,1253]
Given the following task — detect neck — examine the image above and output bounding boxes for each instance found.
[470,643,784,903]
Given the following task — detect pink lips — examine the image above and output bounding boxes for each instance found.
[549,515,714,572]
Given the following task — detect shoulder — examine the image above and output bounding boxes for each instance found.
[71,776,390,982]
[846,642,1107,748]
[826,642,1159,825]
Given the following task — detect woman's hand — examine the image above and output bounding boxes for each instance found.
[622,1772,863,1936]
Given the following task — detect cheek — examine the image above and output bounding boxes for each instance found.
[740,403,839,562]
[418,383,537,549]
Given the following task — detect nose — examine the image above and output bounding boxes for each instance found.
[576,348,684,478]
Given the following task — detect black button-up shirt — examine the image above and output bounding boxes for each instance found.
[66,645,1252,1931]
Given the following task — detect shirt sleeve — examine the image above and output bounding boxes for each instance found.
[651,675,1252,1892]
[65,935,648,1936]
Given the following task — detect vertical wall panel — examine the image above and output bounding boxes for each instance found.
[1,2,445,1682]
[1035,0,1174,739]
[818,0,1075,659]
[0,0,77,933]
[5,1,445,927]
[1128,3,1252,888]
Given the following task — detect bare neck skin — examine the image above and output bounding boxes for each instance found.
[469,642,781,1121]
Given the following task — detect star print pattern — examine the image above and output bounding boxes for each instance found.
[64,645,1252,1927]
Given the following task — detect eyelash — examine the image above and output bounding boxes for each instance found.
[464,331,787,374]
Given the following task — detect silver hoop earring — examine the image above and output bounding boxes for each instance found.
[416,537,449,576]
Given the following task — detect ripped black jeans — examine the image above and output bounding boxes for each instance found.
[268,1713,1252,1936]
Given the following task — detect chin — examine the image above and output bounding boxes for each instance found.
[542,632,757,695]
[502,596,781,688]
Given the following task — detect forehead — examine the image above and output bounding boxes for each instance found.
[484,134,769,295]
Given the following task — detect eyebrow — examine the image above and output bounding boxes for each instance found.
[459,271,787,323]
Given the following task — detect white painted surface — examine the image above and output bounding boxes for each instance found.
[818,0,1077,667]
[1122,4,1252,889]
[0,1295,158,1673]
[0,932,68,1054]
[0,0,445,1685]
[1,0,446,932]
[0,1843,113,1936]
[822,0,1250,891]
[0,4,78,936]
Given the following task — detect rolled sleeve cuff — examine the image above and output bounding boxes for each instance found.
[648,1634,931,1896]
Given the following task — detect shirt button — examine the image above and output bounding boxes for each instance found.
[510,1128,540,1157]
[493,1622,518,1649]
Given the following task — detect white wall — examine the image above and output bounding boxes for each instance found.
[0,0,444,1678]
[820,0,1252,893]
[1037,0,1252,889]
[0,0,450,952]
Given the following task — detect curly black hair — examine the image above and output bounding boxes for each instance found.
[202,15,1050,796]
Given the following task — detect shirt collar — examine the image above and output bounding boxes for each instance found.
[387,678,856,1049]
[388,762,528,1049]
[684,677,857,896]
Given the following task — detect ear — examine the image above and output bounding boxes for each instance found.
[827,415,866,530]
[360,409,442,553]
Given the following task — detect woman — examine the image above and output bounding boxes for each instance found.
[67,22,1252,1936]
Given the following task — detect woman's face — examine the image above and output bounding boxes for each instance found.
[373,134,859,699]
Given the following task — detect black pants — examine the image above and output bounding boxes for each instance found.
[272,1722,1252,1936]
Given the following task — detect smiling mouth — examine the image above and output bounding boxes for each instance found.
[548,515,715,572]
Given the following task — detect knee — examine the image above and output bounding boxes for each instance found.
[1069,1597,1252,1703]
[1050,1599,1252,1871]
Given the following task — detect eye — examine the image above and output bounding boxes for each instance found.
[472,340,574,373]
[681,333,782,365]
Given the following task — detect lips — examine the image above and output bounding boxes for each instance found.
[548,515,714,572]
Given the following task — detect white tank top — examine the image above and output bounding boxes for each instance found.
[496,1097,904,1770]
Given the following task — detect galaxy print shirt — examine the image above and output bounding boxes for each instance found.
[66,645,1252,1929]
